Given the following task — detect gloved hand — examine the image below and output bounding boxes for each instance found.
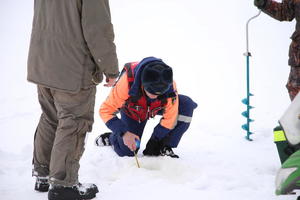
[254,0,267,9]
[143,139,163,156]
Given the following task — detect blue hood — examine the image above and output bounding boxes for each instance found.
[128,57,174,97]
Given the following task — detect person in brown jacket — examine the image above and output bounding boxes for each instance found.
[254,0,300,100]
[27,0,119,199]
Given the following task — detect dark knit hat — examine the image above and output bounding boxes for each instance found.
[141,61,173,95]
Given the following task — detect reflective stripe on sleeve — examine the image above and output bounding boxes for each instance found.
[177,115,192,123]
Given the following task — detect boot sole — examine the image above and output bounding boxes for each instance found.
[48,189,98,200]
[35,183,50,192]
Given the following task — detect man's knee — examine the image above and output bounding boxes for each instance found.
[178,95,197,116]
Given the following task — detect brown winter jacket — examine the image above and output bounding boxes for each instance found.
[27,0,119,93]
[260,0,300,67]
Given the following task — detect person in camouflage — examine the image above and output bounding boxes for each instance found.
[254,0,300,100]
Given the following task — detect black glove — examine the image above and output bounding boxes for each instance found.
[254,0,267,9]
[143,139,163,156]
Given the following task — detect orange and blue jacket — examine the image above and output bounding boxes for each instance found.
[99,57,179,139]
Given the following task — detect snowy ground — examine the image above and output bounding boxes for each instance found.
[1,0,299,199]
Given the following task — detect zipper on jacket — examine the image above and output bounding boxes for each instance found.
[127,107,141,123]
[134,105,142,111]
[150,107,162,118]
[146,106,150,120]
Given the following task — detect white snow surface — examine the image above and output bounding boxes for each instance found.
[0,0,298,199]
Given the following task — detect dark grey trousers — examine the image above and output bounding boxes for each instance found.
[33,85,96,187]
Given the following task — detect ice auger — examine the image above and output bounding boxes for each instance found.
[242,11,261,141]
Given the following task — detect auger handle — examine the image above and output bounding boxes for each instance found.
[245,10,261,55]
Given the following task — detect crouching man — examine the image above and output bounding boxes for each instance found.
[95,57,197,158]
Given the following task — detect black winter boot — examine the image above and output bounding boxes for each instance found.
[95,132,112,146]
[160,146,179,158]
[48,183,99,200]
[35,176,50,192]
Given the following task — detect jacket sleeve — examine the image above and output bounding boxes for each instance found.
[99,73,130,135]
[152,81,179,140]
[261,0,295,21]
[81,0,119,79]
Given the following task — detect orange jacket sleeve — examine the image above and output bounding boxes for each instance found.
[160,81,179,129]
[99,73,129,123]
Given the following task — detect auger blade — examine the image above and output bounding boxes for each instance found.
[242,124,249,131]
[242,98,249,105]
[242,111,249,118]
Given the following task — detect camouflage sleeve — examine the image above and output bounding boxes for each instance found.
[262,0,295,21]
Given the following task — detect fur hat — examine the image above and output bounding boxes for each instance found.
[141,61,173,95]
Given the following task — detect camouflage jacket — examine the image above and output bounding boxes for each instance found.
[261,0,300,67]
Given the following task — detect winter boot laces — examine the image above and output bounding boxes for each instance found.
[48,183,99,200]
[95,132,112,146]
[35,176,50,192]
[160,146,179,158]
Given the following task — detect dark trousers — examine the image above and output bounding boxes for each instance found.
[109,94,197,157]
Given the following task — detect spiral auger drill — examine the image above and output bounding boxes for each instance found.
[242,11,261,141]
